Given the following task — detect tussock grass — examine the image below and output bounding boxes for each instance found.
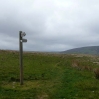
[93,68,99,79]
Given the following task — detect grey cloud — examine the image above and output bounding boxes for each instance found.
[0,0,99,51]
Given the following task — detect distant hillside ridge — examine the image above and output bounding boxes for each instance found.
[61,46,99,55]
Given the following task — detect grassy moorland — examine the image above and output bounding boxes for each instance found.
[0,50,99,99]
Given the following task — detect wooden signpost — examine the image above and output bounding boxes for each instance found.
[19,31,27,85]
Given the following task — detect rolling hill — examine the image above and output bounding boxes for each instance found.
[61,46,99,55]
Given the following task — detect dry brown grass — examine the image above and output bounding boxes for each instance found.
[37,93,48,99]
[72,60,82,70]
[93,68,99,79]
[72,60,93,71]
[82,66,92,71]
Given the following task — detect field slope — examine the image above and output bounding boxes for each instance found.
[0,50,99,99]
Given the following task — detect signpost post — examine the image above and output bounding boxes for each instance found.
[19,31,27,85]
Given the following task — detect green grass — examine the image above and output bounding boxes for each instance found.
[0,50,99,99]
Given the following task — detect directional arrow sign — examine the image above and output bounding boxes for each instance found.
[22,39,27,42]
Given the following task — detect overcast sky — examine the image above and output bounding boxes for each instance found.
[0,0,99,51]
